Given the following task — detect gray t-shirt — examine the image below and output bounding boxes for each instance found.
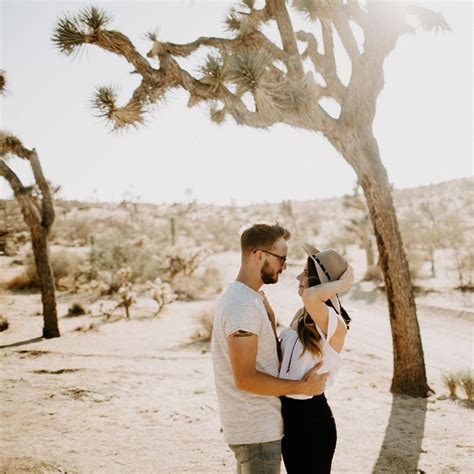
[211,281,283,445]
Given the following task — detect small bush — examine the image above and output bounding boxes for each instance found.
[0,315,9,331]
[459,371,474,401]
[65,303,86,317]
[26,251,86,288]
[171,265,222,301]
[2,271,32,290]
[442,372,458,399]
[147,278,176,314]
[192,308,215,342]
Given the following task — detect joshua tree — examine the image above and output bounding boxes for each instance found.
[52,2,449,395]
[343,182,376,271]
[0,72,60,338]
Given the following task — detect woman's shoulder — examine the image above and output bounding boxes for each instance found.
[279,326,296,340]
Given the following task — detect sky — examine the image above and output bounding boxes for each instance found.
[0,0,472,205]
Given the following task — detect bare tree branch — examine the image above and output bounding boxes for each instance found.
[0,160,41,231]
[296,30,345,103]
[29,150,55,231]
[268,0,305,78]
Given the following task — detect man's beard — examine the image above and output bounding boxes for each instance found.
[261,261,280,284]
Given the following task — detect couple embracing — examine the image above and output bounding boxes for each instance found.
[211,222,354,474]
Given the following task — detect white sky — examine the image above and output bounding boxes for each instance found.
[0,0,472,205]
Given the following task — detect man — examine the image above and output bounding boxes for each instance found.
[211,222,328,473]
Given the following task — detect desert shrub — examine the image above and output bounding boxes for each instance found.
[442,372,459,399]
[404,249,425,281]
[51,217,98,245]
[459,371,474,401]
[0,315,9,331]
[171,265,222,301]
[147,277,176,314]
[451,251,473,291]
[2,271,32,290]
[25,250,86,288]
[65,303,86,317]
[192,307,215,342]
[84,238,162,284]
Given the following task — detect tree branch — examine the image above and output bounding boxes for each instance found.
[29,149,55,232]
[268,0,305,78]
[333,12,360,63]
[0,160,40,232]
[296,30,345,103]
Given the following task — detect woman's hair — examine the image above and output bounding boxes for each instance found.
[297,257,351,357]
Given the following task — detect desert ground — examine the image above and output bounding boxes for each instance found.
[1,246,473,473]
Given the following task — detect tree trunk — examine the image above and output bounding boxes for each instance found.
[335,129,431,396]
[31,228,60,339]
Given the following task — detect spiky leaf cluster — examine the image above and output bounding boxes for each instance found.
[224,7,260,36]
[52,6,112,55]
[293,0,334,22]
[0,70,6,95]
[91,86,144,129]
[271,73,318,111]
[200,54,230,90]
[0,132,20,159]
[227,50,273,93]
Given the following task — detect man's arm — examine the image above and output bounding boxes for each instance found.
[227,331,327,396]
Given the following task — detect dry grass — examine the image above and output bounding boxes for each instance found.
[0,314,9,331]
[1,271,32,290]
[459,371,474,401]
[191,307,214,342]
[442,371,474,400]
[442,372,459,399]
[65,302,87,317]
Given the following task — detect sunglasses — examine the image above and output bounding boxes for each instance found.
[255,249,287,265]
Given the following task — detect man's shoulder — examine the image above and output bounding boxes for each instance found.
[218,282,258,308]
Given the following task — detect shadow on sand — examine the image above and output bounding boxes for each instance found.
[373,395,428,473]
[0,336,43,349]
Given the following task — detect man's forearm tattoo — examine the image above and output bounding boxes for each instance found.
[232,330,253,338]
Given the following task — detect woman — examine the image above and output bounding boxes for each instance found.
[279,243,354,473]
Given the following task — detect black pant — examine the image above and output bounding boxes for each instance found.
[281,394,337,474]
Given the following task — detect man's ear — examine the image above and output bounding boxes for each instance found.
[253,249,263,263]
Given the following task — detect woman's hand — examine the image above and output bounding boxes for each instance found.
[339,264,355,292]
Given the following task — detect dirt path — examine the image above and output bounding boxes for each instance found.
[1,252,473,473]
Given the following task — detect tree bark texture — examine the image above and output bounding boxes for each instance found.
[31,229,60,338]
[334,129,431,396]
[0,143,60,339]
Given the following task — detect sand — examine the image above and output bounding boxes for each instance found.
[1,251,473,473]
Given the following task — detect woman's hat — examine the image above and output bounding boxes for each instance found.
[300,242,347,314]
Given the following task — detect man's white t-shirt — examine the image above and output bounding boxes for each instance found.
[211,281,283,445]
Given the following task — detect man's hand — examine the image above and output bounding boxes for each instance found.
[302,362,328,396]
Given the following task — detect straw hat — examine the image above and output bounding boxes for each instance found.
[300,242,348,314]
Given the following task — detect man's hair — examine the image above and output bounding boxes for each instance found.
[240,222,291,255]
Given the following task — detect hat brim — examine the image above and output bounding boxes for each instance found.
[301,241,320,257]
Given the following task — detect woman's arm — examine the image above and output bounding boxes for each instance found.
[301,265,354,336]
